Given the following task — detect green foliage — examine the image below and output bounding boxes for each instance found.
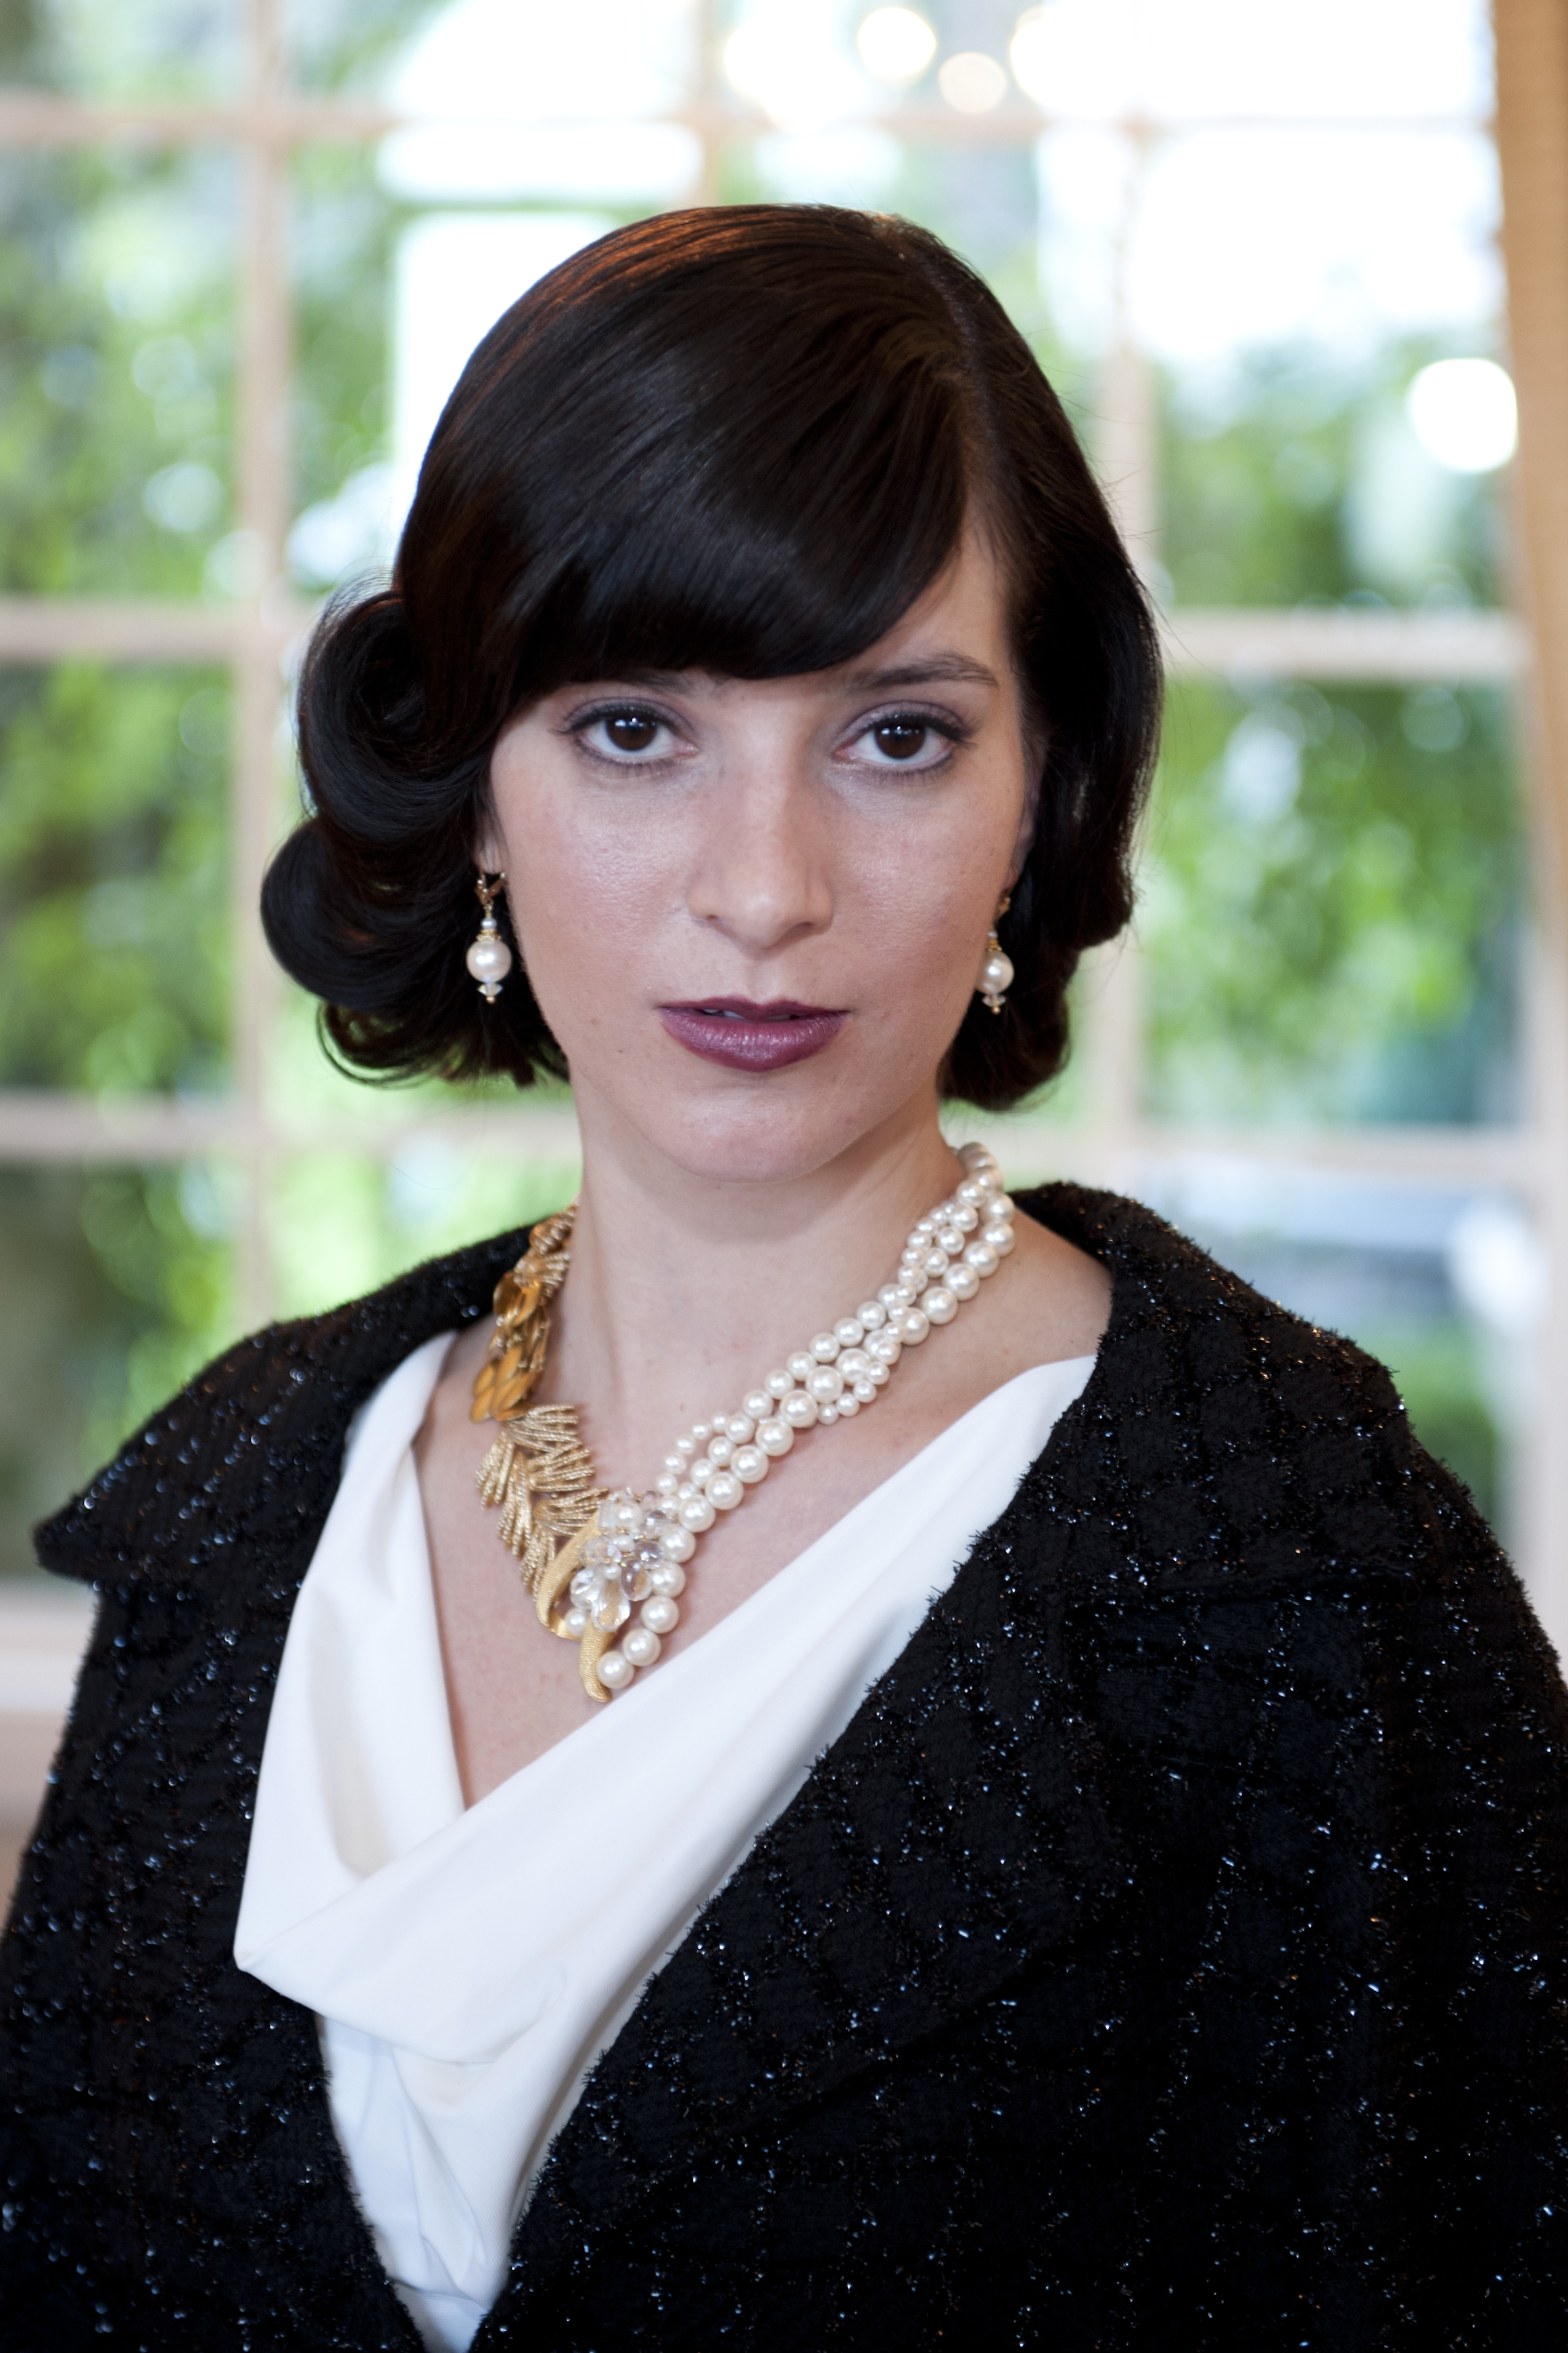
[1143,679,1522,1124]
[0,661,229,1092]
[287,0,445,95]
[0,1163,233,1578]
[0,145,235,594]
[0,0,239,96]
[1162,337,1506,609]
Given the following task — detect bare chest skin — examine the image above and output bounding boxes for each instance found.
[414,1211,1110,1804]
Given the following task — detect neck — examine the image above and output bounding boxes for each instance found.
[543,1083,965,1485]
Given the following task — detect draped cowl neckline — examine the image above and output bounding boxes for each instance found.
[235,1334,1095,2349]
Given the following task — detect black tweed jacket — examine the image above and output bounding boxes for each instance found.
[2,1184,1567,2351]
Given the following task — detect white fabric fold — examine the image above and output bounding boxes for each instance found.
[236,1333,1093,2351]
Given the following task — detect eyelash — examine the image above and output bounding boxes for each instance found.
[565,703,971,771]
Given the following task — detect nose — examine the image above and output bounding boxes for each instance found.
[684,756,834,958]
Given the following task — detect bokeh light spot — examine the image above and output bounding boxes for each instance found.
[1407,358,1517,473]
[856,7,936,85]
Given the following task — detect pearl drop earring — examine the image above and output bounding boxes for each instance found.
[467,872,513,1003]
[976,893,1014,1015]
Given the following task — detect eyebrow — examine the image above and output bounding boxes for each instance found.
[840,653,1001,693]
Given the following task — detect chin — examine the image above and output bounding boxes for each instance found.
[594,1065,918,1191]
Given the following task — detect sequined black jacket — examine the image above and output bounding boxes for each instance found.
[3,1184,1567,2351]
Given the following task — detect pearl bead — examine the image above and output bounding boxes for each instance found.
[757,1416,793,1455]
[706,1434,734,1466]
[869,1332,901,1366]
[563,1605,590,1637]
[707,1468,744,1511]
[649,1558,687,1593]
[922,1249,949,1280]
[990,1192,1016,1220]
[936,1226,965,1256]
[877,1282,905,1311]
[869,1361,889,1384]
[642,1595,680,1635]
[898,1307,930,1344]
[857,1300,886,1330]
[690,1422,711,1445]
[853,1376,878,1402]
[947,1263,979,1300]
[951,1204,978,1232]
[732,1443,767,1483]
[807,1364,844,1403]
[817,1401,839,1423]
[923,1285,957,1324]
[676,1479,696,1500]
[836,1393,859,1416]
[982,1221,1015,1255]
[964,1239,999,1276]
[674,1435,696,1458]
[622,1625,661,1668]
[811,1332,840,1362]
[680,1494,716,1531]
[980,949,1013,996]
[655,1472,680,1498]
[663,1453,687,1476]
[727,1413,756,1443]
[787,1351,815,1385]
[781,1390,819,1428]
[466,935,512,983]
[743,1391,772,1422]
[834,1317,865,1348]
[691,1458,713,1487]
[659,1523,695,1562]
[597,1650,634,1690]
[957,1178,986,1207]
[837,1349,872,1380]
[915,1216,936,1236]
[766,1369,794,1398]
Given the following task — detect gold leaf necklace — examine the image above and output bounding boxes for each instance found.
[471,1144,1017,1702]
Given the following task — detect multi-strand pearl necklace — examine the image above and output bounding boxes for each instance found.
[472,1141,1015,1700]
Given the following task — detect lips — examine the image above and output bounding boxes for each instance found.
[659,998,847,1072]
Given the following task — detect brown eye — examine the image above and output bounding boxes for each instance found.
[872,719,928,760]
[604,711,660,752]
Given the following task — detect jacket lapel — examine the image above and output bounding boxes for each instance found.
[485,1249,1134,2329]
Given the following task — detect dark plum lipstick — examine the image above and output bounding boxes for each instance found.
[659,998,847,1072]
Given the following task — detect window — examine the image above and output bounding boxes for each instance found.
[1,2,1553,1657]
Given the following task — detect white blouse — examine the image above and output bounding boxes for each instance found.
[235,1333,1094,2352]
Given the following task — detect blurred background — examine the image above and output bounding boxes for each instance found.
[3,0,1567,1877]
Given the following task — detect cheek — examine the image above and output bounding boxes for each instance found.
[496,768,679,979]
[847,797,1014,999]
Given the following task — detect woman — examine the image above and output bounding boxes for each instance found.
[2,206,1565,2351]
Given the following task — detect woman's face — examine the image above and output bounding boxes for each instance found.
[483,527,1033,1188]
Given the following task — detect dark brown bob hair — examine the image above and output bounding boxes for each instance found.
[263,204,1161,1113]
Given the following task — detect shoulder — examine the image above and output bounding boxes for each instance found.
[32,1223,535,1590]
[1015,1180,1498,1591]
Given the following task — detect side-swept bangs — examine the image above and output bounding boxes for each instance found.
[410,214,971,723]
[263,205,1161,1109]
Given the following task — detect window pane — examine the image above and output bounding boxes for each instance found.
[1133,127,1507,609]
[0,663,231,1094]
[0,0,241,97]
[1143,678,1523,1125]
[0,1162,236,1579]
[1160,335,1508,610]
[0,149,237,595]
[268,1150,579,1322]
